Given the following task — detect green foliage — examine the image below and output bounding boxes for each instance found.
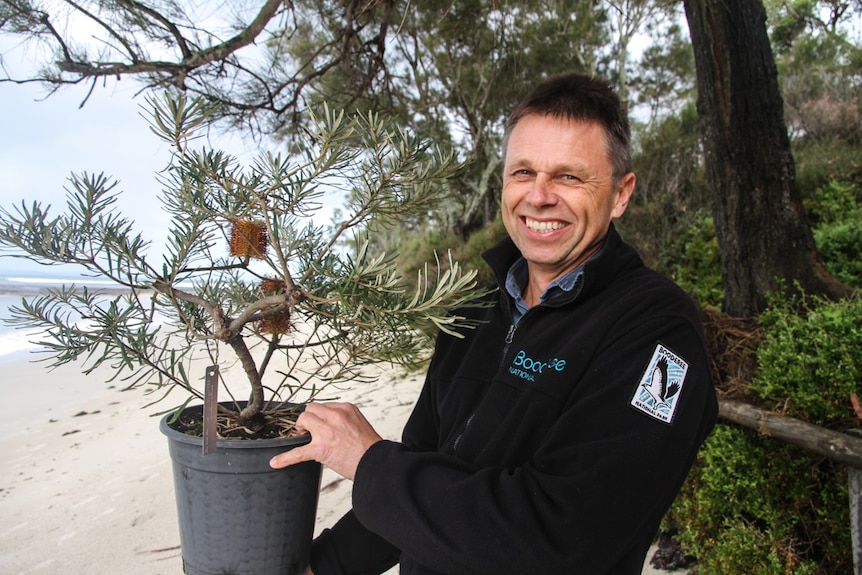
[752,289,862,424]
[670,213,723,307]
[794,138,862,199]
[622,102,710,276]
[766,0,862,145]
[804,179,862,288]
[699,521,817,575]
[444,217,509,288]
[397,217,508,294]
[791,125,862,289]
[767,0,816,53]
[1,0,705,249]
[805,170,862,225]
[815,219,862,288]
[630,21,696,123]
[0,93,488,427]
[671,289,861,574]
[670,424,850,575]
[283,0,619,238]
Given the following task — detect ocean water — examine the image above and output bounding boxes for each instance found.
[0,265,129,363]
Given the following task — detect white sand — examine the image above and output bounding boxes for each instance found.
[0,355,679,574]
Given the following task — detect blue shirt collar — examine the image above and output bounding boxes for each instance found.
[504,257,587,325]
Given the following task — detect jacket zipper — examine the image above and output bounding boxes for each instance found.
[451,266,587,455]
[500,323,516,370]
[453,321,516,454]
[452,413,473,453]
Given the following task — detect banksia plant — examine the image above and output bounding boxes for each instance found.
[0,93,486,437]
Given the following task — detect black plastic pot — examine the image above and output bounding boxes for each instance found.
[160,404,321,575]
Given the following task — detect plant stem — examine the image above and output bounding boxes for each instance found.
[228,334,265,423]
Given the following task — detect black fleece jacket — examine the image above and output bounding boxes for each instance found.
[310,225,718,575]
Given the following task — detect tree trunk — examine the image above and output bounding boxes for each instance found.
[682,0,853,318]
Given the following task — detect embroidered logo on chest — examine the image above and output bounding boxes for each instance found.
[630,343,688,424]
[508,349,567,383]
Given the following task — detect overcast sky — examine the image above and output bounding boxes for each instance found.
[1,80,164,268]
[0,65,295,276]
[0,5,270,274]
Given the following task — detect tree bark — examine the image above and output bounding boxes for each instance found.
[720,399,862,469]
[682,0,853,318]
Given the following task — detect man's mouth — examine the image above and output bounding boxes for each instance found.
[524,217,567,233]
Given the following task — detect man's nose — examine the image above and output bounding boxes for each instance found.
[527,174,557,207]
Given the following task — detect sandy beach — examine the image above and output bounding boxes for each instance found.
[0,354,680,575]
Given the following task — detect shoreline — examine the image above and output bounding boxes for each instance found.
[0,357,678,574]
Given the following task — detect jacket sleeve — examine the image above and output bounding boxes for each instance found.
[307,356,449,575]
[309,510,400,575]
[350,308,718,575]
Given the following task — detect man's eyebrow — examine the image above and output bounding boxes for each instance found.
[504,158,532,171]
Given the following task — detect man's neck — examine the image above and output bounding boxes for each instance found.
[524,243,605,304]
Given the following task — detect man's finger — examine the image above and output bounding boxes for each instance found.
[269,444,314,469]
[269,407,332,469]
[268,401,381,479]
[296,406,327,432]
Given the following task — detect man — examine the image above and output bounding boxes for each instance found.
[271,72,718,575]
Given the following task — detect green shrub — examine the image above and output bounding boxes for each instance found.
[670,213,723,307]
[815,219,862,288]
[807,180,862,289]
[807,179,862,225]
[397,217,507,291]
[700,521,818,575]
[752,290,862,424]
[622,102,709,274]
[793,139,862,204]
[448,217,508,287]
[671,424,850,575]
[670,291,860,574]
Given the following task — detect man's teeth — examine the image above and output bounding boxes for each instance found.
[525,218,566,232]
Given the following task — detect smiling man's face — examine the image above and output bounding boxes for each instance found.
[501,113,635,289]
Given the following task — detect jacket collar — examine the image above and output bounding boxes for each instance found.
[482,223,635,304]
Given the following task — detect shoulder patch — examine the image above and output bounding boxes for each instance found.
[630,343,689,424]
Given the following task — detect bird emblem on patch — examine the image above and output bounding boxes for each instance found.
[630,343,689,424]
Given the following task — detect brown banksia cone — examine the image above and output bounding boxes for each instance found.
[260,277,286,295]
[259,277,291,335]
[259,308,292,335]
[229,219,268,259]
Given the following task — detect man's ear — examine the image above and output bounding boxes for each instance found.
[611,172,636,219]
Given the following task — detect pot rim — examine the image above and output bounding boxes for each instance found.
[159,401,311,449]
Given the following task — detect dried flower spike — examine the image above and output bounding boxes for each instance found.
[259,277,290,334]
[259,308,292,335]
[229,220,268,259]
[261,278,286,295]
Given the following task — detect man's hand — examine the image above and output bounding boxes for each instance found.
[269,402,383,480]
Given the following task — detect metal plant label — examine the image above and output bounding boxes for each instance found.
[203,365,219,455]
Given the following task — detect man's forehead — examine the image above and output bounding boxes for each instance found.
[505,113,606,145]
[504,116,610,167]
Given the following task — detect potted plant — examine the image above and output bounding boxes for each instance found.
[0,93,484,575]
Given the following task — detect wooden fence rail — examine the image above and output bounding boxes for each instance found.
[717,398,862,574]
[719,399,862,468]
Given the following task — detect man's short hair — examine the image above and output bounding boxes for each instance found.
[503,73,632,186]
